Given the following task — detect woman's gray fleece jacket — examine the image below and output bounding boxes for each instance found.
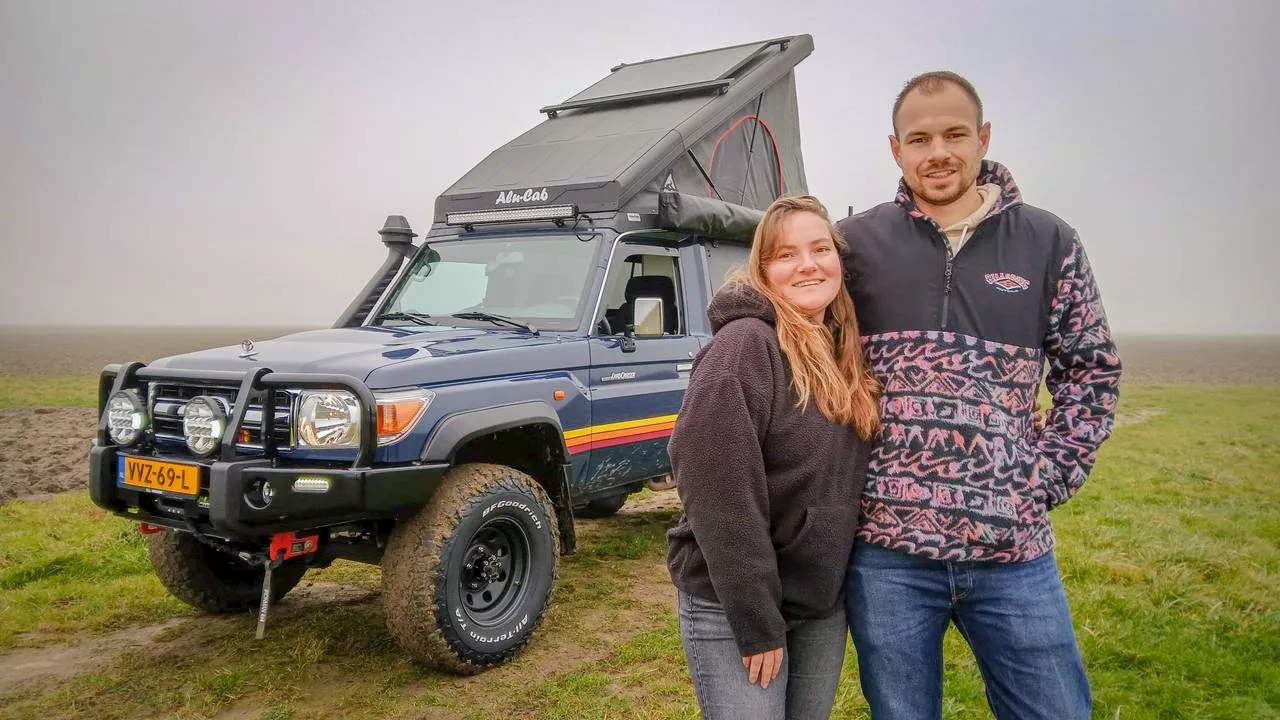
[665,283,870,657]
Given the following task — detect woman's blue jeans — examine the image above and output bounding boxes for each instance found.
[845,541,1092,719]
[677,590,847,719]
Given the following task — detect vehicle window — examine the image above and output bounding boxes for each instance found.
[379,235,600,331]
[596,249,683,337]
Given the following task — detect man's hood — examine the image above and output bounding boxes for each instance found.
[707,282,777,334]
[893,159,1024,223]
[146,325,570,385]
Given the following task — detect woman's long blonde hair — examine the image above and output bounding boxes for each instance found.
[726,194,880,439]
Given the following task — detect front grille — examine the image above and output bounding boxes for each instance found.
[149,382,292,452]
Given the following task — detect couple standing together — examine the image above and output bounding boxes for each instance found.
[665,70,1123,719]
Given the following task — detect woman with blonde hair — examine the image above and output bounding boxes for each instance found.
[666,194,880,719]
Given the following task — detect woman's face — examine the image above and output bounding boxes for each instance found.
[764,211,842,321]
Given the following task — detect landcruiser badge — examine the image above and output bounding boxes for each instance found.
[238,339,258,359]
[601,371,636,382]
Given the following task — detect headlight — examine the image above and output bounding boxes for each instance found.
[183,396,229,457]
[297,390,362,448]
[294,387,435,449]
[375,388,434,444]
[106,390,148,445]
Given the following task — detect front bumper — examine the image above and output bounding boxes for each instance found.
[90,363,449,539]
[89,444,449,538]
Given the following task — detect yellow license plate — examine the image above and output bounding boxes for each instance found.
[120,457,200,496]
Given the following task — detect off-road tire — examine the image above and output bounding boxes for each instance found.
[147,530,307,613]
[573,491,628,519]
[382,463,560,674]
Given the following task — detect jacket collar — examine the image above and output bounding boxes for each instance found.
[707,281,776,333]
[893,159,1023,224]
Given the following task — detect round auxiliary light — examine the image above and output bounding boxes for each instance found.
[183,396,228,457]
[106,390,148,446]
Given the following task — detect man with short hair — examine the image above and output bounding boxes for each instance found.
[837,70,1122,719]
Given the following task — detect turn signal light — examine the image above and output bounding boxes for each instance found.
[377,396,429,442]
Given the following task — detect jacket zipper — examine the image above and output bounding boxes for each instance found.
[940,251,953,328]
[938,224,969,329]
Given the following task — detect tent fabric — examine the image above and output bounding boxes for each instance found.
[627,69,808,216]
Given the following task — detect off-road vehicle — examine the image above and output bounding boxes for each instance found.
[89,34,815,673]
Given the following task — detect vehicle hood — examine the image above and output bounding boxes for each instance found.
[146,326,577,386]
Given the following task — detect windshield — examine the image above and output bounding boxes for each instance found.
[376,234,600,331]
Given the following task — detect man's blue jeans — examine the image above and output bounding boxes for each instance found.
[677,590,847,719]
[845,541,1091,719]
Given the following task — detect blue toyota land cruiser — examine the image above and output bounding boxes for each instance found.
[89,34,816,673]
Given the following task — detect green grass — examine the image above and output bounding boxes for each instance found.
[0,495,190,649]
[0,375,98,409]
[0,382,1277,718]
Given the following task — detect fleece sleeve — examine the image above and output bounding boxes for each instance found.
[668,321,784,657]
[1037,234,1123,509]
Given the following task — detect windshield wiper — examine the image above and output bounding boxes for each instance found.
[374,311,438,327]
[448,312,538,334]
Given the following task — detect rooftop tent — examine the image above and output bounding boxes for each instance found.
[432,35,814,239]
[625,46,808,213]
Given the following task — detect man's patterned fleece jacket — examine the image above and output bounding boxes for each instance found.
[837,159,1123,563]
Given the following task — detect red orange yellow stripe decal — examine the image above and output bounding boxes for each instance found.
[564,414,677,454]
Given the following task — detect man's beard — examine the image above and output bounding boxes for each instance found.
[911,166,973,207]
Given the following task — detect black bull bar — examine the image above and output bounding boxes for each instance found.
[97,362,378,467]
[90,363,448,538]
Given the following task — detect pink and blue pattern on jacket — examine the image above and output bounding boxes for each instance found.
[857,241,1121,563]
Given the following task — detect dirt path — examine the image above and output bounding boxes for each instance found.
[0,580,383,696]
[0,618,190,695]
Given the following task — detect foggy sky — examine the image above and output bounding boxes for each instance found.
[1,0,1276,334]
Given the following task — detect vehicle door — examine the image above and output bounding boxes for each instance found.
[576,240,700,500]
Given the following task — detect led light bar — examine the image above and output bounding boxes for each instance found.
[292,476,332,494]
[446,204,577,227]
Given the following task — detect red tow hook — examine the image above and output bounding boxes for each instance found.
[269,530,320,562]
[138,522,164,534]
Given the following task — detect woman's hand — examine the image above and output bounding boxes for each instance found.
[742,647,784,688]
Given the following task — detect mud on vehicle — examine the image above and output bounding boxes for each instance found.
[88,34,816,673]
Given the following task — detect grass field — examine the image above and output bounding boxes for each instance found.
[1,377,1278,718]
[0,375,97,409]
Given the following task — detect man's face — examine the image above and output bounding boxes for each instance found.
[890,83,991,209]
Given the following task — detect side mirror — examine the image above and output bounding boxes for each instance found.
[632,297,665,337]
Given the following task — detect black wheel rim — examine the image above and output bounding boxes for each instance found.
[458,517,530,627]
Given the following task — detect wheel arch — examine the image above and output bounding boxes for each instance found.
[420,401,577,554]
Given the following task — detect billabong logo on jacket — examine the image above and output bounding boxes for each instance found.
[985,272,1031,293]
